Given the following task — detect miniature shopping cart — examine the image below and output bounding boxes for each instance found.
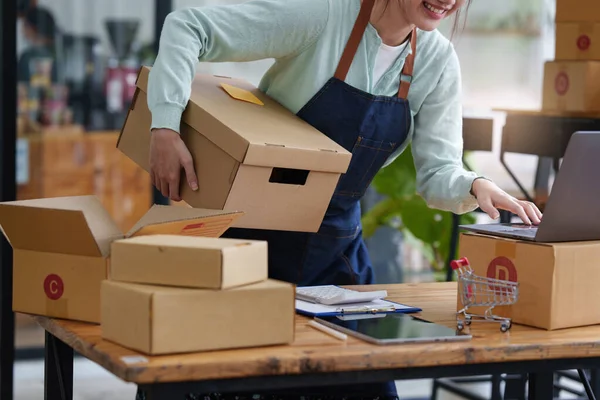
[451,257,519,332]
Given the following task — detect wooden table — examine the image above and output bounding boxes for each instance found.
[37,282,600,400]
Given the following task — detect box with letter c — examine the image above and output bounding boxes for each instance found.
[0,195,248,324]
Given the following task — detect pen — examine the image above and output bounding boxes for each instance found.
[308,320,348,341]
[336,306,397,314]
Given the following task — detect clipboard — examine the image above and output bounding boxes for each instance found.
[295,298,422,317]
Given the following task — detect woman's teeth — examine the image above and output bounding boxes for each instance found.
[424,2,446,14]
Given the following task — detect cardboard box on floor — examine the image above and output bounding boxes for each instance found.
[556,23,600,61]
[117,66,352,233]
[457,232,600,330]
[110,234,268,289]
[556,0,600,23]
[542,61,600,112]
[0,196,245,324]
[101,279,295,355]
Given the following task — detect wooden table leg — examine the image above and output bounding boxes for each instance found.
[44,331,73,400]
[527,372,554,400]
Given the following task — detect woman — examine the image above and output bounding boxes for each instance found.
[143,0,542,398]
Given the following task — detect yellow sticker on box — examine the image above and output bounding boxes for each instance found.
[220,83,264,106]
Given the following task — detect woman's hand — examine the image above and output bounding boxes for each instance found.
[149,128,198,201]
[471,178,542,225]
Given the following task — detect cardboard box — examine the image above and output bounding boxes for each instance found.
[0,196,243,323]
[556,0,600,23]
[556,23,600,60]
[542,61,600,112]
[457,232,600,330]
[117,67,352,233]
[110,234,268,289]
[101,279,295,355]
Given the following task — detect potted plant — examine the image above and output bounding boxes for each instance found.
[361,145,476,281]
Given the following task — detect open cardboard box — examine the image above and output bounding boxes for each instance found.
[0,195,243,323]
[118,66,352,233]
[457,232,600,330]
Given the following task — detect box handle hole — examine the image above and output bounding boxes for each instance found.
[269,168,309,186]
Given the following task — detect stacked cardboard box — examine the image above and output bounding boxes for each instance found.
[102,234,295,355]
[543,0,600,112]
[0,196,295,354]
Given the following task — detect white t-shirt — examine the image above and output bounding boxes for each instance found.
[373,42,408,84]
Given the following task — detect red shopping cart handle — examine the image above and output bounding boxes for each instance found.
[450,257,470,270]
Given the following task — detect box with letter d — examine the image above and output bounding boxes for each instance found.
[457,232,600,330]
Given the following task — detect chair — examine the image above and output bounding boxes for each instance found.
[498,111,572,213]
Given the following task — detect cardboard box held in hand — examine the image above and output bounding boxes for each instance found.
[118,67,352,233]
[457,232,600,330]
[0,196,247,324]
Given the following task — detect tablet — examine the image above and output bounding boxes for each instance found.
[315,314,471,345]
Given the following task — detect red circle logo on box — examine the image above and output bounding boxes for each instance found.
[43,274,64,300]
[486,256,518,283]
[578,34,591,51]
[555,72,569,96]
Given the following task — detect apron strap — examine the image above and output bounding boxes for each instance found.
[334,0,418,99]
[334,0,375,81]
[398,28,417,99]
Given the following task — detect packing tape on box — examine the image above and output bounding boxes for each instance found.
[495,240,516,259]
[46,298,69,318]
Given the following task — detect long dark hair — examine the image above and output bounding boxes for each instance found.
[383,0,472,40]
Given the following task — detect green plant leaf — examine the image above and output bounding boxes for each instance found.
[360,143,478,274]
[361,197,404,238]
[371,146,417,198]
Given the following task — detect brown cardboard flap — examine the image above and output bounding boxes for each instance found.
[0,196,122,257]
[135,66,352,173]
[125,205,243,238]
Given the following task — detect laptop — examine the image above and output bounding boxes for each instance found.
[460,131,600,243]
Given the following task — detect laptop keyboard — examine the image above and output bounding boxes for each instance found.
[498,227,538,236]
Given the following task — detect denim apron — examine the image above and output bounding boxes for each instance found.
[138,1,417,399]
[218,1,417,397]
[223,1,415,290]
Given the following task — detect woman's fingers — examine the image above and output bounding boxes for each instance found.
[521,201,542,225]
[476,194,500,220]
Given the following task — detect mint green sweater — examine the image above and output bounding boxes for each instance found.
[148,0,481,214]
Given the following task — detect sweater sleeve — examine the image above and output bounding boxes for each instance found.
[411,43,481,215]
[148,0,330,133]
